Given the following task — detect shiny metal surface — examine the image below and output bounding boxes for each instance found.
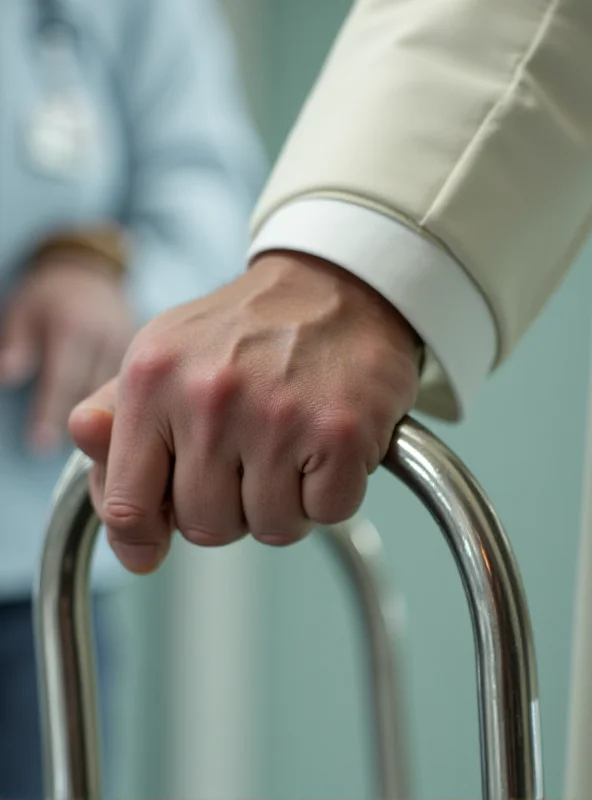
[384,418,543,800]
[34,450,102,800]
[34,416,543,800]
[319,518,411,800]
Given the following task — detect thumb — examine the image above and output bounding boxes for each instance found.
[69,378,117,463]
[0,302,37,386]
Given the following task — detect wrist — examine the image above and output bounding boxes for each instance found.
[31,225,128,280]
[250,250,425,375]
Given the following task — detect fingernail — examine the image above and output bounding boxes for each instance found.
[110,541,164,574]
[70,406,113,424]
[74,393,115,413]
[73,399,101,414]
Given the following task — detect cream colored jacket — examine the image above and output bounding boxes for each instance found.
[249,0,592,420]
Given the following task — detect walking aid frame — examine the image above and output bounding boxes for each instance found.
[34,416,544,799]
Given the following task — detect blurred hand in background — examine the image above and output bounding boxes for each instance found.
[0,239,135,453]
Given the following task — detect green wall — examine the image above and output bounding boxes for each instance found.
[250,2,592,798]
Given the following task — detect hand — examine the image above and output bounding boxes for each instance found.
[70,252,422,574]
[0,255,136,452]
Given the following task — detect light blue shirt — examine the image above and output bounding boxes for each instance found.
[0,0,264,598]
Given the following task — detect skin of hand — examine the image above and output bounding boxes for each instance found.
[0,253,136,452]
[69,252,422,574]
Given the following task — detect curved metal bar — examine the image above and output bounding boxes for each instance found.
[34,416,544,800]
[317,518,411,800]
[34,450,102,800]
[383,418,543,800]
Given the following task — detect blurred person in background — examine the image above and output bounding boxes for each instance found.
[0,0,263,796]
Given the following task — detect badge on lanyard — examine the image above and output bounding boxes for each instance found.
[26,22,98,177]
[27,91,96,176]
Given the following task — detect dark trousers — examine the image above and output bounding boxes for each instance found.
[0,597,113,800]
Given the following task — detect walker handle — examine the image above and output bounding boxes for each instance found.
[34,416,543,800]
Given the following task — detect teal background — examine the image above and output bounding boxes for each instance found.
[111,2,592,797]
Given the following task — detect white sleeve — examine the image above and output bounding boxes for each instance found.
[248,198,496,418]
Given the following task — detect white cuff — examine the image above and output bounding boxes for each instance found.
[248,198,497,417]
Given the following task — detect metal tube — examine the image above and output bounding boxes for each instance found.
[34,416,544,800]
[318,518,412,800]
[384,418,543,800]
[34,450,103,800]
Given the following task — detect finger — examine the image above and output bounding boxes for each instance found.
[69,377,117,463]
[29,330,95,452]
[100,370,173,574]
[302,456,368,526]
[0,302,37,386]
[171,394,246,545]
[70,378,118,524]
[242,453,310,546]
[301,417,370,525]
[74,374,173,573]
[173,445,246,547]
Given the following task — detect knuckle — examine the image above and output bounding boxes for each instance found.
[260,396,299,431]
[316,409,365,453]
[185,366,240,414]
[103,496,148,532]
[122,342,177,393]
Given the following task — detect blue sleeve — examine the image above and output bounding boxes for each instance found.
[113,0,267,321]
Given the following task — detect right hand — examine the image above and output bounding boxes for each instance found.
[70,252,422,574]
